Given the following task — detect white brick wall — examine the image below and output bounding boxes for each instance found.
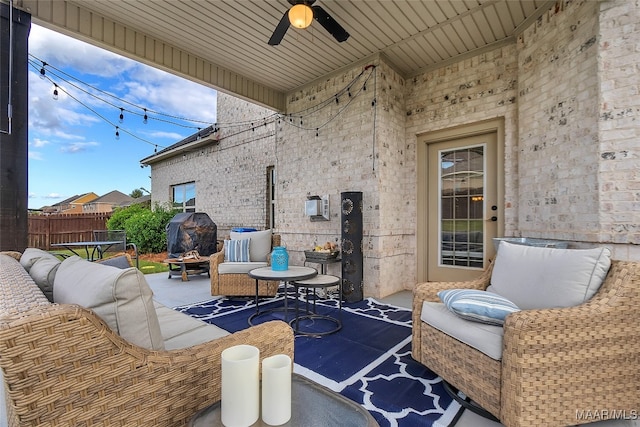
[149,0,640,297]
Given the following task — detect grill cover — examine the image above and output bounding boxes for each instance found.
[166,212,217,258]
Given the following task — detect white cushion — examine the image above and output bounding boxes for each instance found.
[224,239,251,262]
[488,242,611,310]
[218,261,268,275]
[438,289,520,326]
[28,256,61,302]
[421,301,504,360]
[153,301,229,350]
[53,256,165,351]
[230,229,272,262]
[20,248,59,273]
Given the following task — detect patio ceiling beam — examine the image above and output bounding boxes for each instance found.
[15,0,286,111]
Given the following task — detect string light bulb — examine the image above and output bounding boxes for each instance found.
[115,126,120,140]
[39,62,47,80]
[52,84,59,100]
[119,108,124,123]
[143,108,148,124]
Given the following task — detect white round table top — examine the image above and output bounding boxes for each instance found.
[248,265,317,281]
[293,274,341,287]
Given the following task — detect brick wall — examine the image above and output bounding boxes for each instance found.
[150,92,277,238]
[149,0,640,297]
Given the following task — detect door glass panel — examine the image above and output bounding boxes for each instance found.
[439,145,484,268]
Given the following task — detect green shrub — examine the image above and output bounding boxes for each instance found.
[107,204,147,231]
[109,204,178,254]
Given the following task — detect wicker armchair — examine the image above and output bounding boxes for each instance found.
[412,259,640,427]
[0,305,293,427]
[210,234,281,297]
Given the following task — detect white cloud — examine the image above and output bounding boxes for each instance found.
[31,138,49,148]
[124,71,217,124]
[28,151,43,161]
[44,193,63,199]
[60,141,100,153]
[29,26,136,78]
[147,130,186,141]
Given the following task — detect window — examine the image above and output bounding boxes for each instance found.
[172,182,196,212]
[267,166,275,229]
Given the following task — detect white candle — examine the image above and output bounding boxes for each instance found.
[221,345,260,427]
[261,354,292,426]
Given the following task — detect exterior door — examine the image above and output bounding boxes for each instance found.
[424,131,499,282]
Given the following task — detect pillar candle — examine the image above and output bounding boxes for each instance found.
[261,354,292,426]
[221,345,260,427]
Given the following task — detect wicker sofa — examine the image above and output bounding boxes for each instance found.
[0,249,294,427]
[412,242,640,427]
[210,229,281,297]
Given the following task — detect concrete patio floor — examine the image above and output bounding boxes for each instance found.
[147,272,638,427]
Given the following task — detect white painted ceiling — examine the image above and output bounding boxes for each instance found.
[25,0,556,109]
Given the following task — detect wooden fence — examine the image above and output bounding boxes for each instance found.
[28,213,112,250]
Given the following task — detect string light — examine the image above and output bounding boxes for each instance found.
[52,84,59,100]
[39,61,47,80]
[28,53,376,153]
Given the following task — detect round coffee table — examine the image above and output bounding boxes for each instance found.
[291,274,342,336]
[247,266,317,325]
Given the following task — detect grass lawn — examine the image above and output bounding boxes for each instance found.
[49,249,169,274]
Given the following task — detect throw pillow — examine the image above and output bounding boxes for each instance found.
[230,229,272,262]
[224,239,251,262]
[438,289,520,326]
[97,253,132,269]
[28,256,61,302]
[53,256,165,351]
[488,242,611,310]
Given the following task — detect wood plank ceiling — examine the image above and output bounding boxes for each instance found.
[19,0,555,110]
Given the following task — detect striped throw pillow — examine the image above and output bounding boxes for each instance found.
[438,289,520,326]
[224,239,251,262]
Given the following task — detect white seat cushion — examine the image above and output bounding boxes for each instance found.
[218,261,268,275]
[153,301,229,350]
[53,256,165,351]
[488,242,611,310]
[421,301,504,360]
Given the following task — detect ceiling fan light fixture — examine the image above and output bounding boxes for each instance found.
[288,4,313,29]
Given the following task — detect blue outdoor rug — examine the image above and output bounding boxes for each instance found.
[176,291,463,427]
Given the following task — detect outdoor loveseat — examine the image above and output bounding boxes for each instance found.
[0,249,293,426]
[412,242,640,427]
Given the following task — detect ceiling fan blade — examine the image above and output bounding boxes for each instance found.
[268,11,291,45]
[312,5,349,42]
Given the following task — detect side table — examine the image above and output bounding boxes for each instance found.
[188,374,379,426]
[291,274,342,336]
[247,266,317,326]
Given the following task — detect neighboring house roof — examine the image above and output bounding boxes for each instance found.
[140,125,219,165]
[120,194,151,207]
[86,190,135,206]
[50,192,99,208]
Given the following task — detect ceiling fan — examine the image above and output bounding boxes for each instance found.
[268,0,350,46]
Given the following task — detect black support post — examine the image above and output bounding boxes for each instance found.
[0,3,30,251]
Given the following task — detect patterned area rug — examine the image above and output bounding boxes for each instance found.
[176,291,462,427]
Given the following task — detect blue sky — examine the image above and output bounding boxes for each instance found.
[27,25,218,209]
